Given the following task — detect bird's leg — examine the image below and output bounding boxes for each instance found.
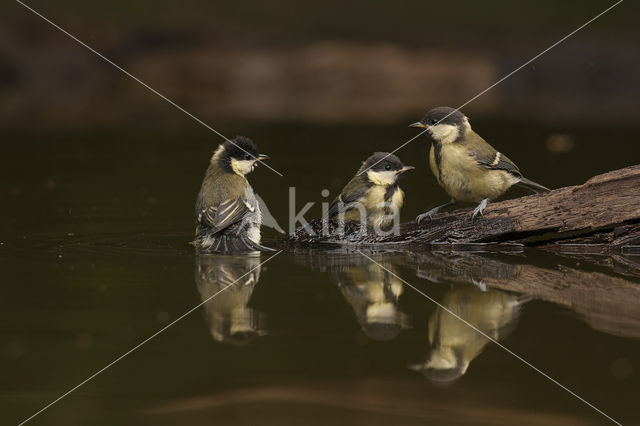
[472,198,491,219]
[416,199,456,223]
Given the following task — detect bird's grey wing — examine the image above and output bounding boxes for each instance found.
[328,177,369,217]
[197,197,254,234]
[467,133,521,176]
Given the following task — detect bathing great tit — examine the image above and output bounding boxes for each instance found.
[410,106,549,222]
[328,152,414,231]
[193,136,273,252]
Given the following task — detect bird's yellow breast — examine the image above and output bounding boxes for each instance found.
[363,185,387,210]
[343,185,404,229]
[431,143,517,203]
[429,146,440,185]
[390,186,405,210]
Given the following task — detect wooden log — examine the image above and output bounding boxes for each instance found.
[286,165,640,250]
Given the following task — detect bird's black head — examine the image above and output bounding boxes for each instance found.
[419,365,466,383]
[409,107,469,143]
[421,106,466,127]
[362,152,404,173]
[223,136,260,160]
[362,322,403,341]
[218,136,269,175]
[359,152,414,185]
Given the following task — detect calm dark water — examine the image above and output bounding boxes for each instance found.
[1,123,639,425]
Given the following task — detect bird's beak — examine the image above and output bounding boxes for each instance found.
[409,122,428,129]
[396,166,415,175]
[256,154,269,161]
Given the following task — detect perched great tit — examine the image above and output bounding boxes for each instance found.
[410,107,550,222]
[328,152,414,230]
[193,136,273,252]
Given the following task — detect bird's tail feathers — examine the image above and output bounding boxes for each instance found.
[193,231,275,253]
[517,177,550,193]
[239,234,276,252]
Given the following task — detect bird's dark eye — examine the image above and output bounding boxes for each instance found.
[431,119,438,125]
[244,154,252,160]
[385,165,391,171]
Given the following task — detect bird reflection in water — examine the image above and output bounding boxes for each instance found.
[410,285,530,382]
[195,254,266,346]
[333,258,411,341]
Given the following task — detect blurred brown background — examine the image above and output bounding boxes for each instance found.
[1,0,639,130]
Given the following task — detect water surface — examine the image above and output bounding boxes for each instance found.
[1,124,639,425]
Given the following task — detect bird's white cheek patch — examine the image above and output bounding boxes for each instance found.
[430,124,459,144]
[367,170,397,186]
[231,159,256,175]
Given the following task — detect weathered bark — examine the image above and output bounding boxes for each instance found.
[287,165,640,251]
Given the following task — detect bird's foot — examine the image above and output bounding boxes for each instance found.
[471,198,490,219]
[416,206,444,223]
[416,212,433,223]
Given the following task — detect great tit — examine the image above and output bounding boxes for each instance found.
[195,254,266,346]
[409,286,527,382]
[328,152,414,230]
[193,136,273,252]
[410,107,550,222]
